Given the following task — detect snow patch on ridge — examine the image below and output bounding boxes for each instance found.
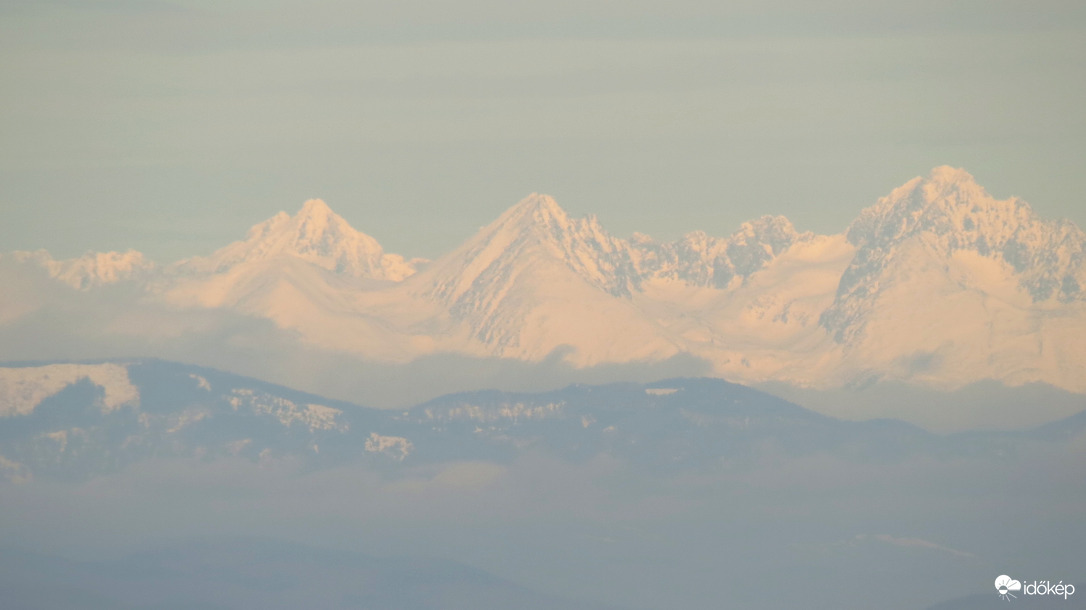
[0,364,139,417]
[423,401,566,423]
[365,432,413,460]
[227,388,347,432]
[645,388,678,395]
[189,374,212,391]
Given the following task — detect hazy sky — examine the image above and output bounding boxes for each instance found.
[2,0,1084,260]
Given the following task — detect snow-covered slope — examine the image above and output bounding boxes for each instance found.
[816,167,1086,391]
[412,195,822,365]
[178,199,420,281]
[153,200,450,359]
[162,199,420,308]
[633,233,854,386]
[824,166,1086,341]
[416,194,682,363]
[0,363,138,416]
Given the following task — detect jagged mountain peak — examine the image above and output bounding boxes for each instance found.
[736,214,797,233]
[273,198,361,245]
[290,198,361,241]
[505,193,568,222]
[178,199,418,281]
[299,197,334,217]
[428,193,635,307]
[925,164,981,188]
[625,214,810,289]
[824,167,1086,345]
[885,166,989,208]
[848,166,1039,249]
[722,215,810,278]
[493,193,614,247]
[730,215,802,250]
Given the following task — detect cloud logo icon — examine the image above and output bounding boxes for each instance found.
[995,575,1022,600]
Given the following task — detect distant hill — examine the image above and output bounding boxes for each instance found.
[1,359,1076,481]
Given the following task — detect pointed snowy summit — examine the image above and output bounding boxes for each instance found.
[927,164,979,186]
[847,166,1041,249]
[427,193,636,301]
[493,193,573,232]
[300,197,335,216]
[824,166,1086,344]
[180,199,418,281]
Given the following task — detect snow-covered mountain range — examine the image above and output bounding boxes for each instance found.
[3,167,1084,393]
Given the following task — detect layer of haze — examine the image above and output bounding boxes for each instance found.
[2,441,1084,609]
[2,0,1085,261]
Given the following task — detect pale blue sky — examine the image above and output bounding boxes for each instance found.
[2,0,1084,260]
